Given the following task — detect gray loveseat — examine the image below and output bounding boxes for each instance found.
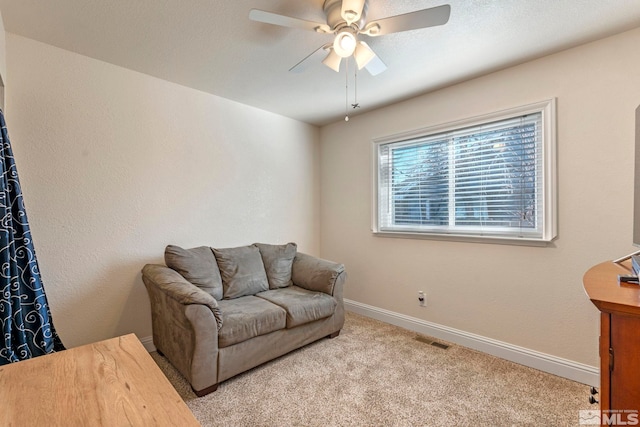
[141,242,346,396]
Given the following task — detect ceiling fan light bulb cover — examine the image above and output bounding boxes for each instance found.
[322,49,342,72]
[334,31,356,57]
[354,41,375,69]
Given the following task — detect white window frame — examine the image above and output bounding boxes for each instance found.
[372,99,557,246]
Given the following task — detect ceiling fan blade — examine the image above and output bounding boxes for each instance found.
[249,9,331,34]
[289,43,333,73]
[363,4,451,36]
[341,0,366,25]
[322,49,343,73]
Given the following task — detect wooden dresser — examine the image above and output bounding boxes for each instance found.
[0,333,200,426]
[584,261,640,420]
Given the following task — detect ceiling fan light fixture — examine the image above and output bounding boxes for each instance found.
[251,1,453,78]
[333,30,357,58]
[322,48,342,72]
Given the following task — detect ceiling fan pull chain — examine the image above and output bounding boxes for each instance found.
[352,65,360,110]
[345,58,350,122]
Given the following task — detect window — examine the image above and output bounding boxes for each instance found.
[373,99,557,244]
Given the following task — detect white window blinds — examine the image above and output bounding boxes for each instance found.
[375,100,556,243]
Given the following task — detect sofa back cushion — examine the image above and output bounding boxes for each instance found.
[213,245,269,299]
[254,242,297,289]
[164,245,223,300]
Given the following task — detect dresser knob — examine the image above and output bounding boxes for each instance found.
[589,395,599,404]
[590,387,598,395]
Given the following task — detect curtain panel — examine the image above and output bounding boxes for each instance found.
[0,109,64,365]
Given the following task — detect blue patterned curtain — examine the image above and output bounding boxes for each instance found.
[0,109,64,365]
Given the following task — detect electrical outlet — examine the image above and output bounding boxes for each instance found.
[418,291,426,307]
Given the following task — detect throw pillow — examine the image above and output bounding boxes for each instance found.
[254,242,297,289]
[212,245,269,299]
[164,245,224,300]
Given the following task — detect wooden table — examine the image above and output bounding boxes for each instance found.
[0,334,200,426]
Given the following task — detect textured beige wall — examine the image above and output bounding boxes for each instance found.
[5,34,320,348]
[320,27,640,367]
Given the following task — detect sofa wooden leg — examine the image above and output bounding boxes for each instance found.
[193,383,218,397]
[328,331,340,339]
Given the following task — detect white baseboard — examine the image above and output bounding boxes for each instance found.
[139,335,156,353]
[344,299,599,387]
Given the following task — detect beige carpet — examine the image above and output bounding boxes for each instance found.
[152,312,595,426]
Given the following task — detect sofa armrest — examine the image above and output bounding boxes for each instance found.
[142,263,221,392]
[142,264,222,330]
[291,252,346,296]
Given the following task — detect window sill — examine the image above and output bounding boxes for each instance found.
[372,230,555,247]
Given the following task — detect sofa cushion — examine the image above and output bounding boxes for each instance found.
[164,245,223,300]
[254,242,297,289]
[217,296,286,347]
[256,286,337,328]
[213,245,269,299]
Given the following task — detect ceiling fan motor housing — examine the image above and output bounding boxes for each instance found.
[323,0,369,31]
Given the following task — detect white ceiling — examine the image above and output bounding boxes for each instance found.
[1,0,640,126]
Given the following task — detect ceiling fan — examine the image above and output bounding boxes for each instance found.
[249,0,451,76]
